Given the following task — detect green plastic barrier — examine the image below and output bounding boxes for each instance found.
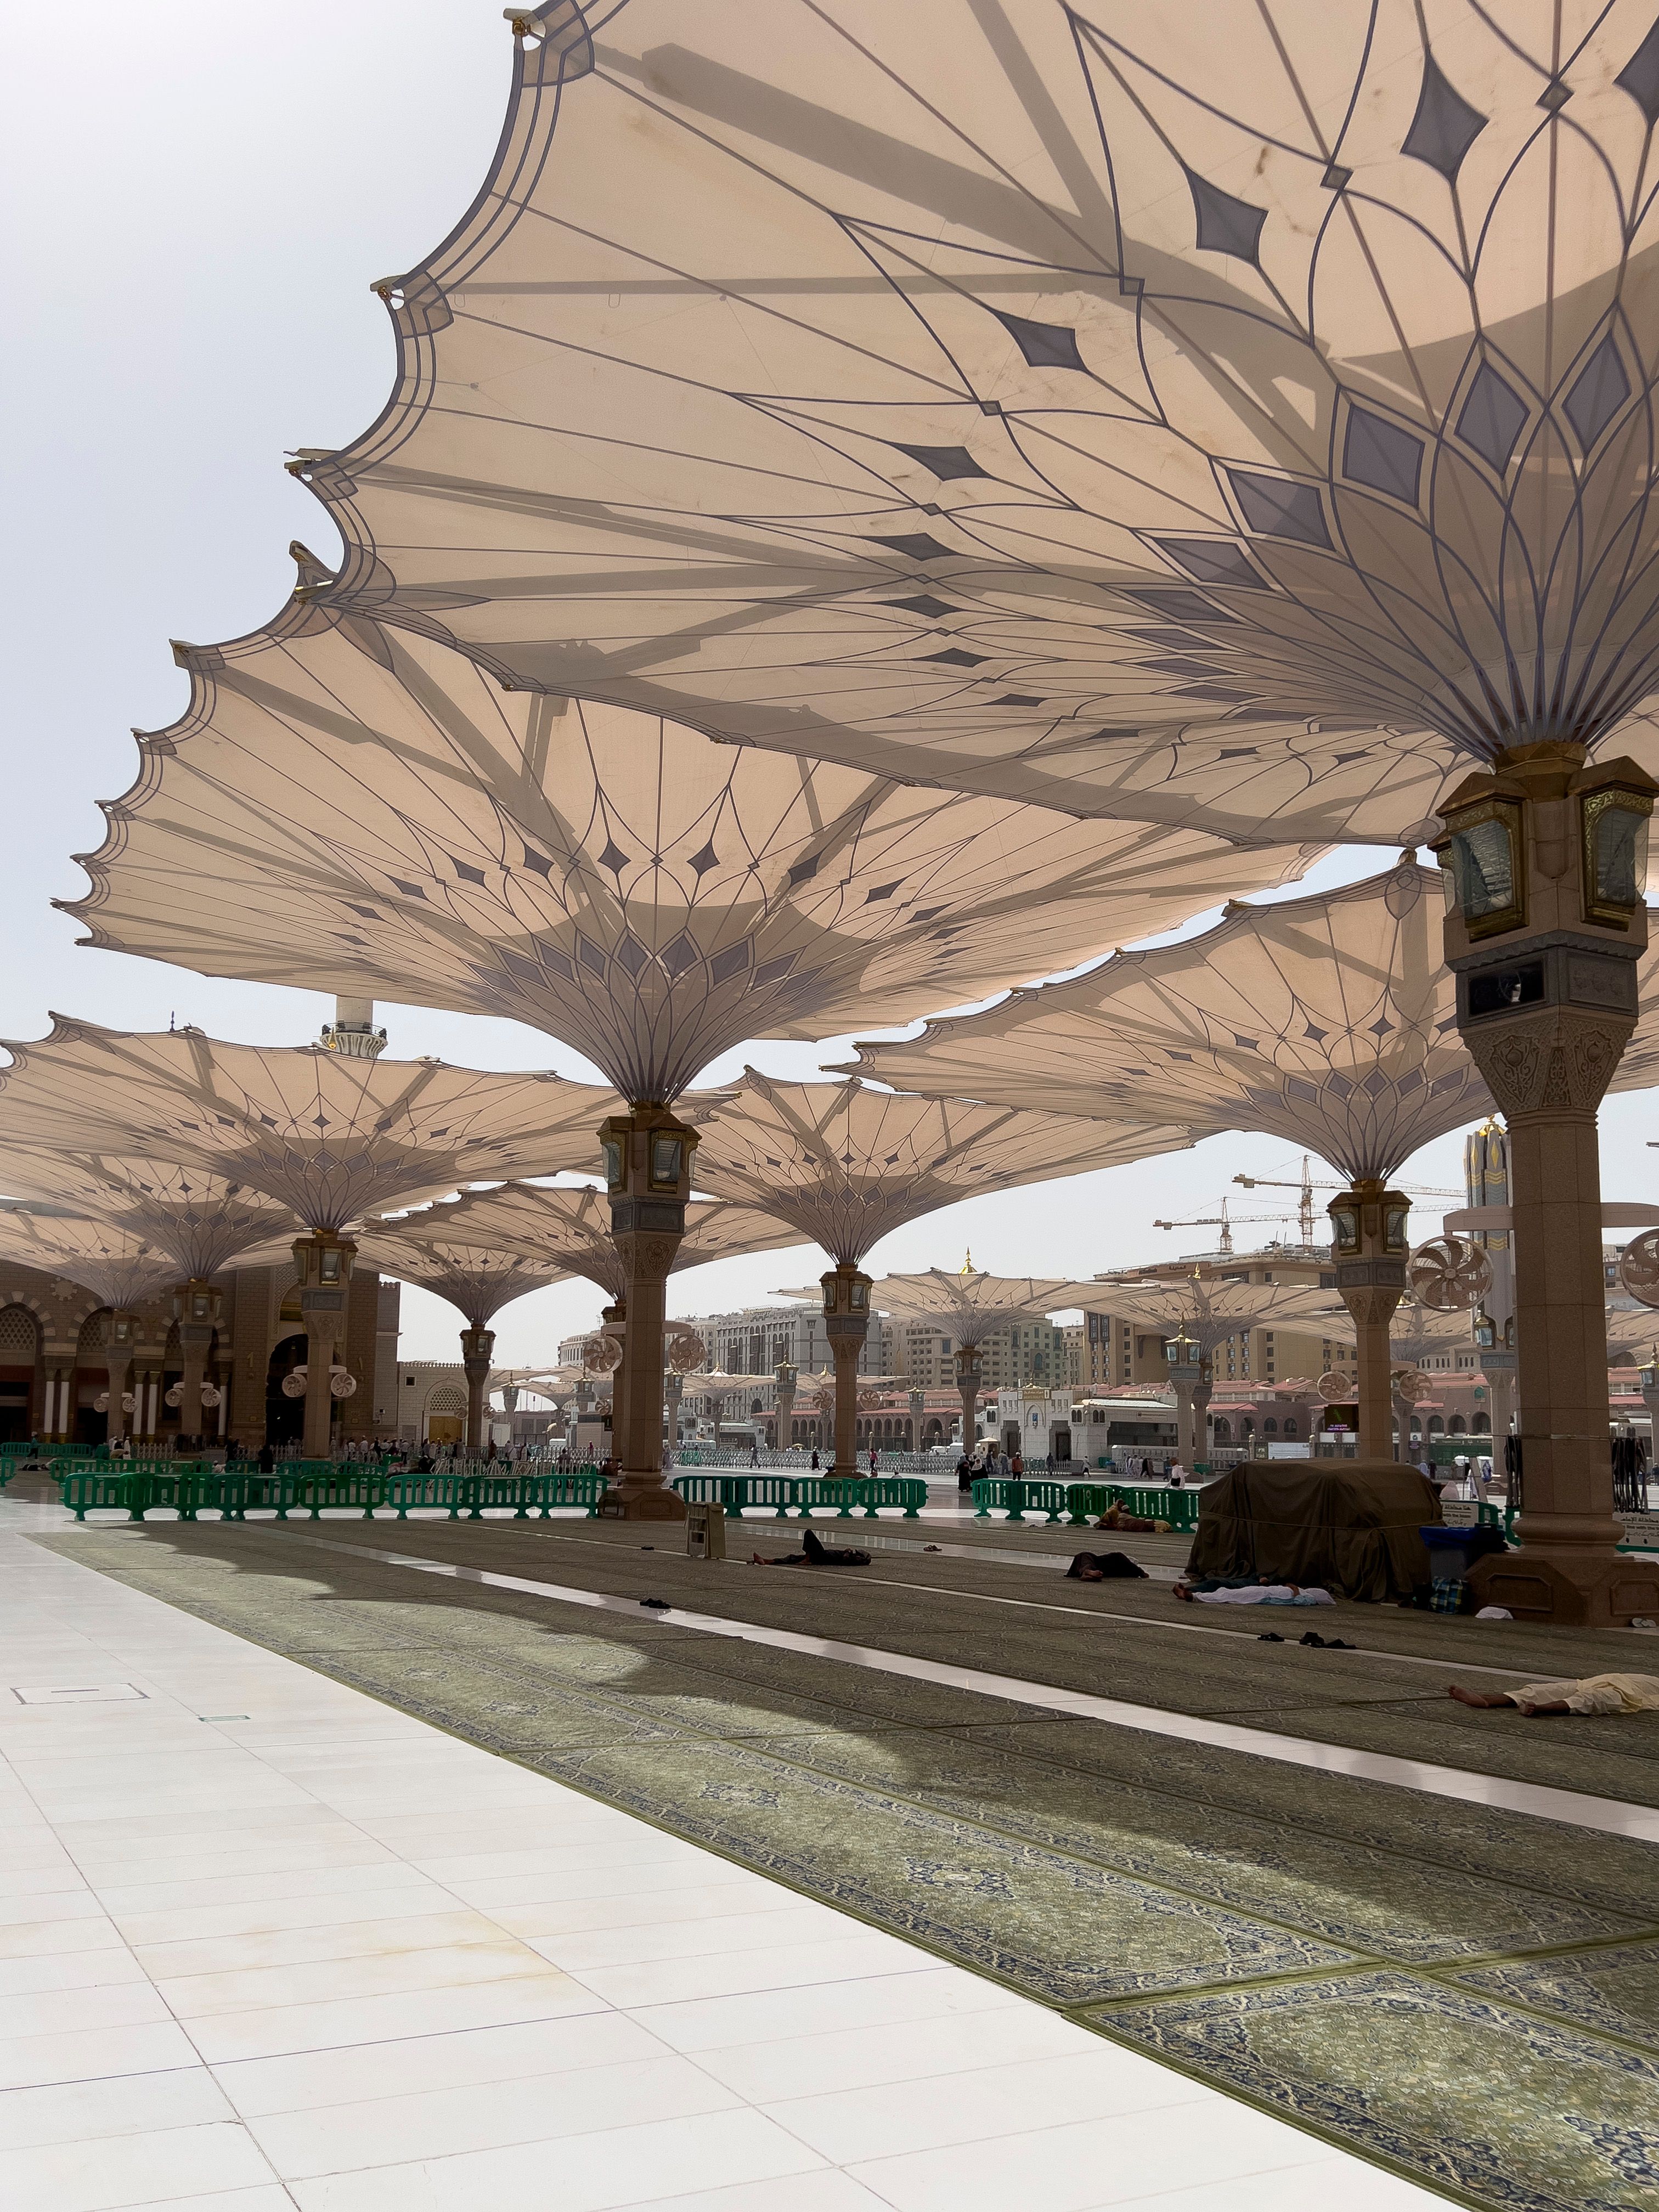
[969,1478,1069,1523]
[672,1473,924,1520]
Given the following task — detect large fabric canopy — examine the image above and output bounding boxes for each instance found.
[850,865,1659,1183]
[0,1210,179,1312]
[351,1219,569,1329]
[0,1149,297,1281]
[429,1181,804,1302]
[293,3,1659,845]
[849,1266,1086,1348]
[1084,1274,1351,1358]
[0,1022,618,1234]
[65,598,1318,1104]
[689,1072,1190,1267]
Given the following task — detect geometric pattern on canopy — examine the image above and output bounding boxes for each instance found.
[689,1071,1192,1267]
[0,1208,180,1313]
[849,865,1659,1184]
[65,601,1321,1104]
[0,1149,297,1282]
[429,1181,806,1304]
[838,1266,1093,1348]
[1082,1273,1352,1359]
[0,1020,619,1234]
[351,1218,571,1330]
[295,6,1659,846]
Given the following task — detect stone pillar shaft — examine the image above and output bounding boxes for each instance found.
[1330,1182,1409,1460]
[460,1327,495,1453]
[603,1108,695,1520]
[955,1346,983,1458]
[820,1266,872,1476]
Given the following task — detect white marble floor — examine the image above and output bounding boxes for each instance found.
[0,1503,1452,2212]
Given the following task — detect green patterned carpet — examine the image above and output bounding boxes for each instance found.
[37,1521,1659,2211]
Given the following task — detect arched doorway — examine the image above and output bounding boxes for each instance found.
[1212,1417,1232,1443]
[266,1335,307,1446]
[0,1306,38,1441]
[425,1384,465,1447]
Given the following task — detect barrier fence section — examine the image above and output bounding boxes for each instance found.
[55,1466,610,1524]
[672,1474,926,1519]
[970,1478,1205,1531]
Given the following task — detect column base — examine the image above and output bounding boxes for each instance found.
[1469,1548,1659,1626]
[603,1472,687,1522]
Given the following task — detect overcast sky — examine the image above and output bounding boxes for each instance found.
[4,4,1655,1371]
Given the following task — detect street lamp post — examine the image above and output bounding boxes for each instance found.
[1435,747,1659,1621]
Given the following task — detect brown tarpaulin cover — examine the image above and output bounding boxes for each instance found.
[1188,1462,1441,1602]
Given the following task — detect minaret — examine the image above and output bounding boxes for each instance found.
[319,996,388,1059]
[1463,1118,1513,1340]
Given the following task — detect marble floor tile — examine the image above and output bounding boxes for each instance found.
[0,1511,1496,2212]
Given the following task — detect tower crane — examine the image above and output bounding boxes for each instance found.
[1152,1195,1294,1256]
[1233,1156,1464,1245]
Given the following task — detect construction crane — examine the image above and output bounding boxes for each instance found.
[1234,1155,1464,1245]
[1152,1195,1294,1256]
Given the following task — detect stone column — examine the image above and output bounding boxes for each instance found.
[460,1327,495,1452]
[908,1385,925,1454]
[955,1345,983,1457]
[1167,1360,1200,1465]
[171,1282,222,1449]
[774,1361,797,1454]
[821,1266,872,1476]
[101,1313,136,1446]
[664,1371,684,1462]
[292,1233,355,1461]
[1328,1182,1410,1462]
[1437,746,1659,1622]
[602,1108,696,1520]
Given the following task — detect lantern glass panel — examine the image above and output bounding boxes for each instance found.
[1446,810,1521,927]
[650,1135,683,1187]
[1582,788,1652,924]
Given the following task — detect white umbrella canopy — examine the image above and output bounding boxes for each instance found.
[0,1209,179,1313]
[63,600,1321,1107]
[1083,1274,1352,1359]
[294,4,1659,844]
[689,1071,1192,1268]
[810,1265,1088,1348]
[850,864,1659,1185]
[351,1221,569,1331]
[426,1181,806,1304]
[0,1020,620,1235]
[0,1148,298,1283]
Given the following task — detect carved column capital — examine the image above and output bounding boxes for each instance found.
[1462,1001,1636,1121]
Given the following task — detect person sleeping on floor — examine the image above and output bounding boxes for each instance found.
[1448,1674,1659,1716]
[1172,1576,1335,1606]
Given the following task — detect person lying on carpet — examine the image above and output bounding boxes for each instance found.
[1066,1550,1148,1580]
[1448,1673,1659,1716]
[1095,1501,1171,1533]
[751,1526,872,1567]
[1172,1578,1335,1606]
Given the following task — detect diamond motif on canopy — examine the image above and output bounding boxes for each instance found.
[0,1209,178,1312]
[0,1150,297,1281]
[283,7,1659,845]
[849,866,1659,1186]
[421,1182,805,1305]
[691,1071,1191,1268]
[63,596,1318,1106]
[0,1020,619,1234]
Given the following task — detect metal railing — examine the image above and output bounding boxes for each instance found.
[969,1477,1205,1532]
